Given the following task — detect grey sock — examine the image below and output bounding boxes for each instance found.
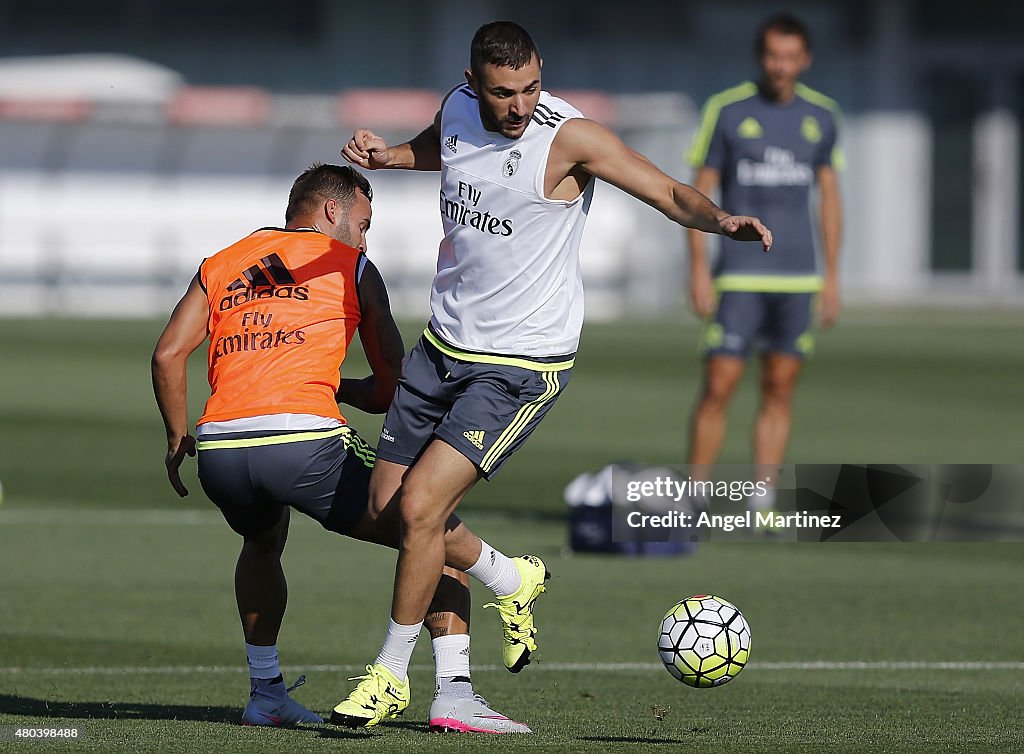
[435,675,474,699]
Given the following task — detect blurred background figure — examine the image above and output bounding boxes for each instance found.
[685,13,843,499]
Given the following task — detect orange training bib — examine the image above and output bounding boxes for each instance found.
[198,228,362,425]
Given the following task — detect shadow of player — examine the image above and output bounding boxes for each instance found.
[0,694,361,737]
[578,735,689,745]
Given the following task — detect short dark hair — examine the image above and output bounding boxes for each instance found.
[755,13,812,57]
[470,21,540,75]
[285,163,372,224]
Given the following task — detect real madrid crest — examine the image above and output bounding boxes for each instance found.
[502,149,522,178]
[801,115,822,144]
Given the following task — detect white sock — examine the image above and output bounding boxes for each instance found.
[465,539,522,598]
[433,634,473,698]
[245,642,280,681]
[374,619,422,681]
[749,484,777,511]
[432,634,471,679]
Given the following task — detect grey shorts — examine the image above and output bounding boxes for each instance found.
[196,425,374,537]
[376,329,572,479]
[702,291,815,359]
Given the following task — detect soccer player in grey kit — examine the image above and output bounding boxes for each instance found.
[686,14,843,495]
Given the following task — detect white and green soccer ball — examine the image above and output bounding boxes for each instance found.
[658,594,751,687]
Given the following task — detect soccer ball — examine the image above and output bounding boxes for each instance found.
[658,594,751,687]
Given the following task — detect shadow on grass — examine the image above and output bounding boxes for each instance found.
[378,720,431,733]
[0,694,363,737]
[578,736,689,745]
[314,720,431,737]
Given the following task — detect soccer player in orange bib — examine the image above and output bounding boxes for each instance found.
[152,164,532,733]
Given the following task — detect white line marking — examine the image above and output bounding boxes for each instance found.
[3,661,1022,676]
[0,509,223,525]
[753,661,1024,670]
[0,508,541,526]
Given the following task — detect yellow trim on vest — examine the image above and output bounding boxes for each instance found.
[423,328,575,372]
[715,275,823,293]
[196,425,351,451]
[795,83,841,115]
[687,82,759,167]
[830,145,847,172]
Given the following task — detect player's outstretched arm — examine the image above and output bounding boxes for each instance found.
[687,166,722,318]
[337,259,405,414]
[341,111,443,172]
[554,119,772,252]
[152,274,207,496]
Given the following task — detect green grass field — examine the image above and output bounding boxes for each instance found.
[1,312,1023,752]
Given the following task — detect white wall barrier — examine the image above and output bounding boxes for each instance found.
[0,170,640,319]
[2,109,1023,317]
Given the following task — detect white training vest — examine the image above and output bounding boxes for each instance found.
[429,85,594,357]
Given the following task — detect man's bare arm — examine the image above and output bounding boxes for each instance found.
[337,259,405,414]
[816,165,843,327]
[686,167,722,318]
[152,275,208,496]
[552,118,772,250]
[342,111,442,172]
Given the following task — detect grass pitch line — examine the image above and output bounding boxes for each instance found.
[0,509,223,525]
[0,508,545,525]
[5,661,1023,676]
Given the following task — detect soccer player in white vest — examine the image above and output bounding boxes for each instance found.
[332,21,772,731]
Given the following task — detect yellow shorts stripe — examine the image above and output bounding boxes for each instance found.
[346,431,378,469]
[480,371,561,472]
[196,425,352,452]
[423,328,575,373]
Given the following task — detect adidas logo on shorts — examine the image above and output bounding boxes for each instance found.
[463,430,485,450]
